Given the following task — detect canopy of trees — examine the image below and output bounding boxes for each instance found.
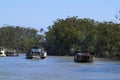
[45,16,120,58]
[0,16,120,59]
[0,26,44,52]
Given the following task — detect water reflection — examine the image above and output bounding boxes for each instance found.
[0,54,120,80]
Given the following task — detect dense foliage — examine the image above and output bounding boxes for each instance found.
[0,26,44,52]
[45,17,120,58]
[0,16,120,58]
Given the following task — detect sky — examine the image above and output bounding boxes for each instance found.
[0,0,120,31]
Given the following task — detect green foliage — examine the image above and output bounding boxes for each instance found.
[0,26,44,52]
[45,16,120,58]
[0,16,120,58]
[96,22,120,57]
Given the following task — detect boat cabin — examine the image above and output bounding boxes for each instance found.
[26,47,47,59]
[0,47,6,57]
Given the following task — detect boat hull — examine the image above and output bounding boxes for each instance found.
[5,52,18,56]
[26,53,41,59]
[40,51,47,59]
[0,54,6,57]
[74,55,93,62]
[74,50,93,63]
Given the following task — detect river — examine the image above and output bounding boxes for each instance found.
[0,54,120,80]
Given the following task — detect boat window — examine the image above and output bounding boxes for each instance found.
[31,49,41,52]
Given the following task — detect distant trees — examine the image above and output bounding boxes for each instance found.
[0,16,119,58]
[0,26,44,52]
[45,16,120,58]
[96,22,120,57]
[115,11,120,22]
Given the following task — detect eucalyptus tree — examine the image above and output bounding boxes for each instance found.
[0,26,42,52]
[45,17,97,55]
[96,22,120,57]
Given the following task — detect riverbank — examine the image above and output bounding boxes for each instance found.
[46,53,120,61]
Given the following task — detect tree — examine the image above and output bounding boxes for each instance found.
[0,26,43,52]
[115,11,120,22]
[45,17,97,55]
[96,22,120,57]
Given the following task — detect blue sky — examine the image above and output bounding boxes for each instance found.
[0,0,120,31]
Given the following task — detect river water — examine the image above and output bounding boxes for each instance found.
[0,54,120,80]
